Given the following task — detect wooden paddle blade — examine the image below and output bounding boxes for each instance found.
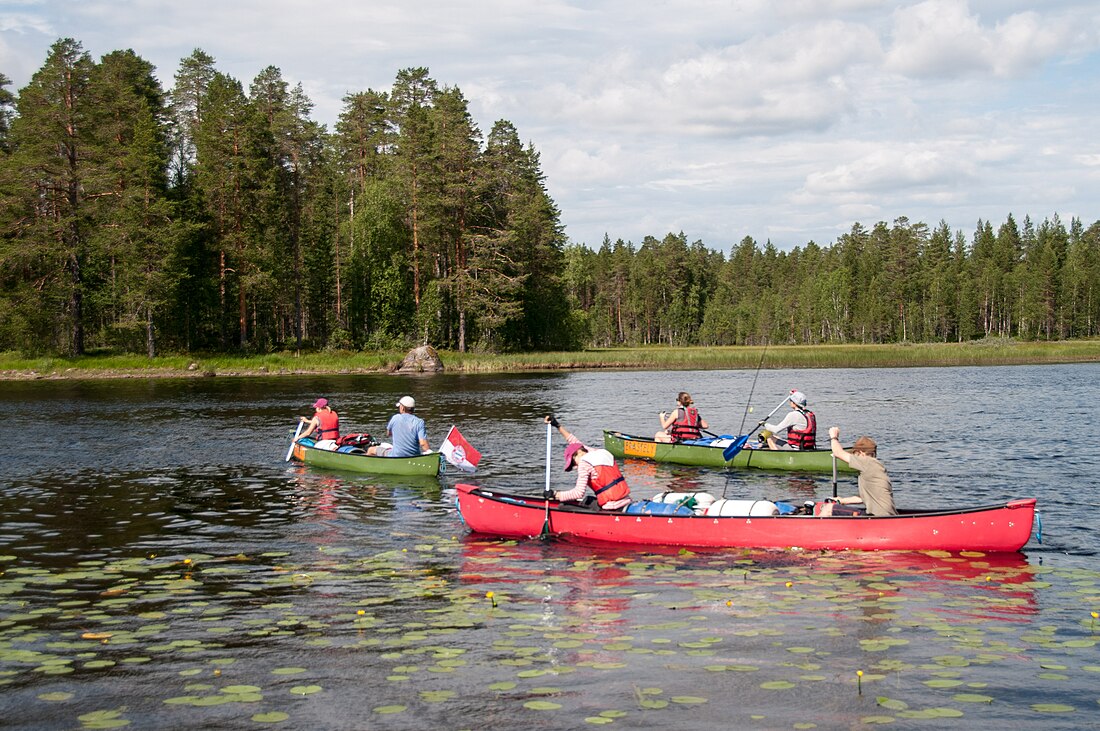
[722,434,750,461]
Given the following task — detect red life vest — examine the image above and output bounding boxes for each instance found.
[786,409,816,450]
[316,410,339,440]
[590,463,630,506]
[669,406,702,441]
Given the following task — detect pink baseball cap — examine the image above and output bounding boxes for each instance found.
[312,398,328,409]
[563,442,586,471]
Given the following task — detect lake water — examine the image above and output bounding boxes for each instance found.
[1,364,1098,729]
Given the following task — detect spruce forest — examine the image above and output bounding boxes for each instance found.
[1,39,1098,358]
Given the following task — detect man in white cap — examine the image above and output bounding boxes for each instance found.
[369,396,430,457]
[762,389,817,450]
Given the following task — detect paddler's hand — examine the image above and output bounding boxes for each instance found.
[545,415,560,428]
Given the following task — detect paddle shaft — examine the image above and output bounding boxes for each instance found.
[723,395,794,461]
[755,397,791,435]
[541,422,552,538]
[544,422,551,495]
[285,421,304,462]
[832,453,838,498]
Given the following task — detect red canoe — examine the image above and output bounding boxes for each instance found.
[455,483,1038,552]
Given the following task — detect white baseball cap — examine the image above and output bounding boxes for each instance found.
[789,390,807,406]
[397,396,416,409]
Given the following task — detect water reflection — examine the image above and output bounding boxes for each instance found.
[1,364,1098,729]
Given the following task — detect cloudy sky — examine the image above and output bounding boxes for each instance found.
[2,0,1099,251]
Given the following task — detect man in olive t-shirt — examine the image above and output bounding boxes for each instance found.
[821,426,897,516]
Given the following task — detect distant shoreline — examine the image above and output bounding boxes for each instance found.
[2,340,1098,381]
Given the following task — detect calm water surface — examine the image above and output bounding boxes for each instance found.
[0,364,1098,730]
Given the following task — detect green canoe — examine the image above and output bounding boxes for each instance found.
[292,441,442,476]
[603,430,856,474]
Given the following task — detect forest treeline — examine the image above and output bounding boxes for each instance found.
[1,39,1098,357]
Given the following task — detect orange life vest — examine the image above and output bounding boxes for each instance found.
[669,406,702,441]
[786,409,816,450]
[316,409,340,440]
[590,463,630,506]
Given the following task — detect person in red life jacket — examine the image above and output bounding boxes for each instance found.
[654,392,709,443]
[298,398,340,448]
[545,415,632,510]
[762,390,816,450]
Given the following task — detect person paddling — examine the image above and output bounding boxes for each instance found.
[655,392,709,443]
[298,398,339,448]
[762,390,816,450]
[819,426,897,516]
[545,415,632,510]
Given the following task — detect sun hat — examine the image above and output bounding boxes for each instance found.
[312,398,328,409]
[563,442,586,471]
[396,396,416,409]
[788,390,807,407]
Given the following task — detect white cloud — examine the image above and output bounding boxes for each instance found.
[885,0,1085,78]
[2,0,1099,250]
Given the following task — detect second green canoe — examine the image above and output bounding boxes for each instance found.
[293,441,443,476]
[603,430,856,474]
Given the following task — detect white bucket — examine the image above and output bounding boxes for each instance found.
[705,499,779,517]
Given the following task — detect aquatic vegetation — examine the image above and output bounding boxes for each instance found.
[2,537,1099,729]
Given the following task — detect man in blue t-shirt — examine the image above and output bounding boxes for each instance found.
[375,396,429,458]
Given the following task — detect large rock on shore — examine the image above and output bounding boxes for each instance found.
[395,345,444,373]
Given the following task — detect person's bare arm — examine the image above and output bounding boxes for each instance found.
[545,415,574,442]
[828,426,852,464]
[298,416,320,440]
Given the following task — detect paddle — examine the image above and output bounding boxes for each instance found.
[722,396,790,461]
[540,421,552,539]
[285,421,304,462]
[831,453,839,498]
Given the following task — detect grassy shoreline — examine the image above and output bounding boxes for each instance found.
[2,339,1098,381]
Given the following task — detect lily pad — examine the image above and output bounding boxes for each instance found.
[876,698,908,711]
[38,691,74,701]
[251,711,289,722]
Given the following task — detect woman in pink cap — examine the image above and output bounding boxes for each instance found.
[298,398,339,445]
[544,415,632,510]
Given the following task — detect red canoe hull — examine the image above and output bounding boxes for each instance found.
[455,484,1037,552]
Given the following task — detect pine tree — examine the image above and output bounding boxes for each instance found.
[0,72,14,152]
[389,67,438,316]
[85,49,179,357]
[2,39,96,354]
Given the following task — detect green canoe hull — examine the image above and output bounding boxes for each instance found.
[294,442,442,476]
[603,430,856,474]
